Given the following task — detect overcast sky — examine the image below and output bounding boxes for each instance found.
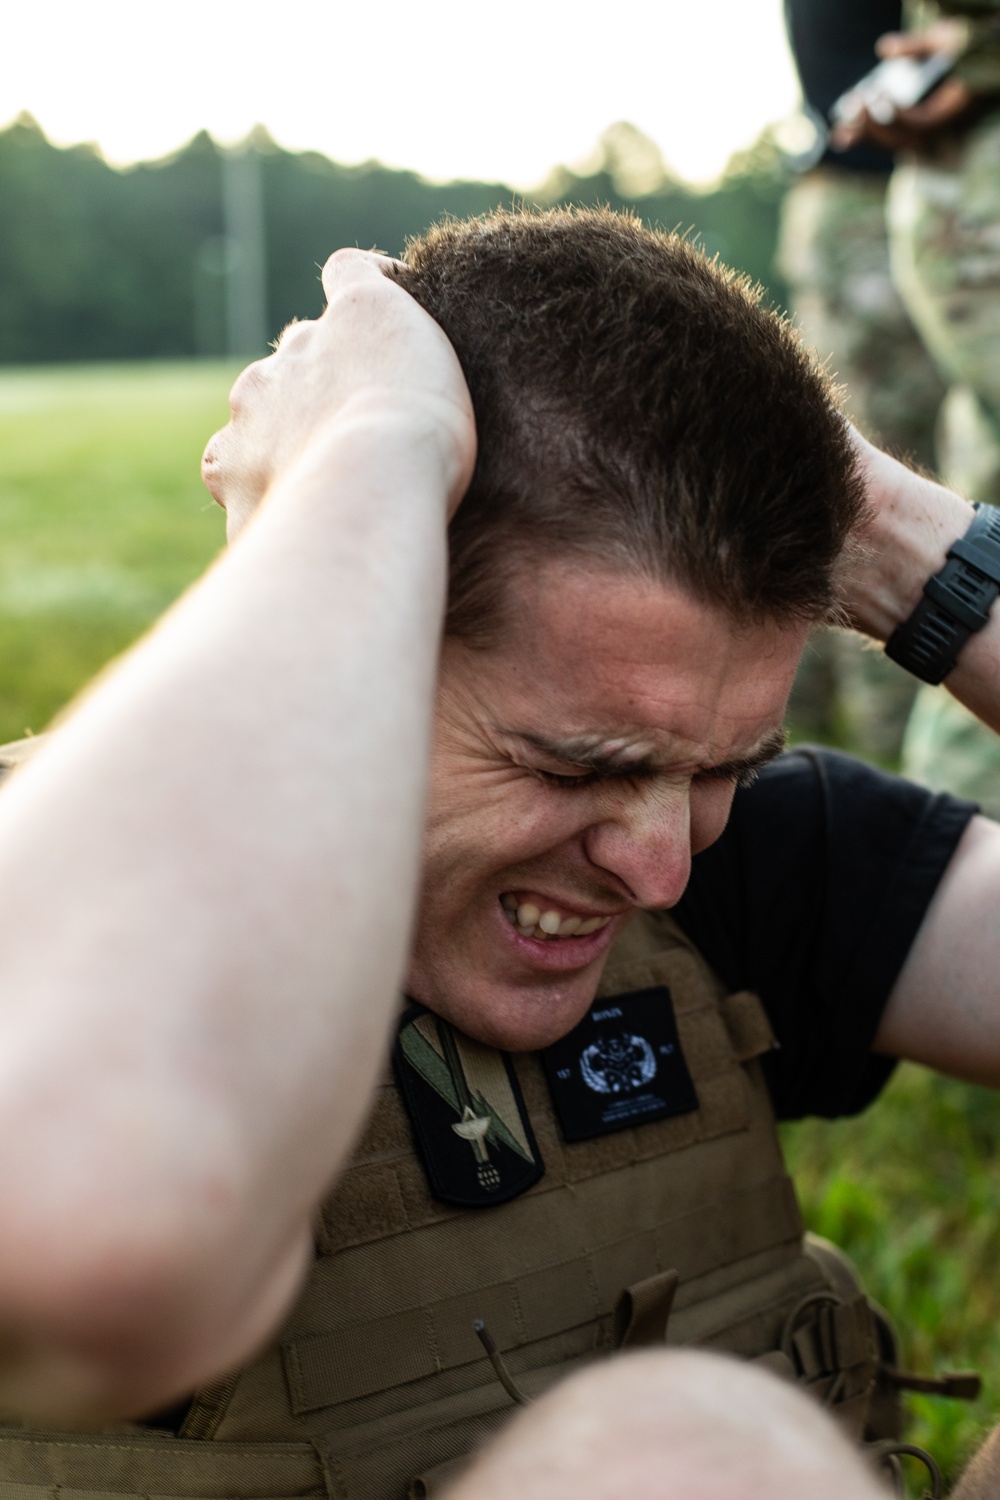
[3,0,800,186]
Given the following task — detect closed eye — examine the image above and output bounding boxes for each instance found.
[531,767,601,789]
[694,763,761,791]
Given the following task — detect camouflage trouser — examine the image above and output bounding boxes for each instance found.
[778,167,945,761]
[888,112,1000,810]
[902,684,1000,817]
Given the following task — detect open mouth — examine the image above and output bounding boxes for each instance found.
[500,893,615,942]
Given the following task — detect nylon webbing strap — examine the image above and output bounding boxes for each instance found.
[0,1438,321,1498]
[791,1297,877,1380]
[0,1490,311,1500]
[285,1174,801,1413]
[886,502,1000,683]
[718,991,775,1063]
[613,1269,680,1349]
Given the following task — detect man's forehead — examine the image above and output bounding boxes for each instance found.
[503,555,805,662]
[461,559,806,776]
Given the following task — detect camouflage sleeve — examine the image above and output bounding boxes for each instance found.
[931,0,1000,92]
[956,17,1000,92]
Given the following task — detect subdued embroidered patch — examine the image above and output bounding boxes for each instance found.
[541,986,698,1141]
[393,1004,544,1207]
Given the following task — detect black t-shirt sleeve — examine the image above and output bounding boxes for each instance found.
[672,747,977,1121]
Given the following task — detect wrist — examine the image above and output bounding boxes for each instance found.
[304,391,473,516]
[255,398,467,527]
[845,438,974,641]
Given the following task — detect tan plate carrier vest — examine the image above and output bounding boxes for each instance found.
[0,739,889,1500]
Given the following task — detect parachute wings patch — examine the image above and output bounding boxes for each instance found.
[394,1005,544,1207]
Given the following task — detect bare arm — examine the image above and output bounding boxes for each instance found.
[841,433,1000,1083]
[0,252,474,1423]
[950,1418,1000,1499]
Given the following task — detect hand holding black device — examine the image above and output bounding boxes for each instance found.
[830,51,955,130]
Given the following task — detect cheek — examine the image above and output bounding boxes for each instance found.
[423,771,596,871]
[689,781,738,855]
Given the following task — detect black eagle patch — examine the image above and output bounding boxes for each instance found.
[541,986,698,1142]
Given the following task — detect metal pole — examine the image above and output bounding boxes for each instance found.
[221,138,268,358]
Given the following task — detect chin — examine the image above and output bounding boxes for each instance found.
[407,970,600,1053]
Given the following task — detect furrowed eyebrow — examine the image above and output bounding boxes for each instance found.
[507,726,788,782]
[700,727,788,782]
[508,731,661,779]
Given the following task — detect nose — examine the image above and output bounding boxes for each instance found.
[582,781,693,909]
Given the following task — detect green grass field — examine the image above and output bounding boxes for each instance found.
[1,361,999,1489]
[0,360,235,743]
[784,1070,1000,1485]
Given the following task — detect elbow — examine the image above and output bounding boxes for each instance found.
[0,1180,310,1426]
[0,1219,224,1423]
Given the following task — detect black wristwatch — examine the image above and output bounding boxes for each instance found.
[885,503,1000,685]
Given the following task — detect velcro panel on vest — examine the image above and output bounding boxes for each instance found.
[0,1435,321,1499]
[283,1172,800,1413]
[315,998,764,1259]
[313,916,771,1260]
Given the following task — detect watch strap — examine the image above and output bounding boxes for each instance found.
[885,503,1000,685]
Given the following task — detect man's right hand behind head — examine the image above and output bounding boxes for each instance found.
[201,248,477,539]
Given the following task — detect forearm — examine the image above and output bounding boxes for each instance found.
[0,407,449,1420]
[855,435,1000,1081]
[846,434,1000,732]
[950,1418,1000,1499]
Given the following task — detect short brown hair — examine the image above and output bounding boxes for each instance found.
[392,206,862,642]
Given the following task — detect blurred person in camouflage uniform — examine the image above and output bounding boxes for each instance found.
[780,0,946,762]
[836,0,1000,811]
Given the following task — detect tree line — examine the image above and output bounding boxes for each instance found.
[0,114,789,363]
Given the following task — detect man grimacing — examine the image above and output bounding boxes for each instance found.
[0,210,998,1497]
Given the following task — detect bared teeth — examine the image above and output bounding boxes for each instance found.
[502,895,613,942]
